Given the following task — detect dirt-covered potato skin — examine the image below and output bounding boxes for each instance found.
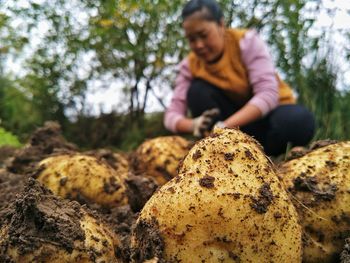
[36,154,128,207]
[278,141,350,263]
[133,136,190,185]
[131,128,302,263]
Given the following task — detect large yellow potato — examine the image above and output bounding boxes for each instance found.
[132,136,190,185]
[278,141,350,263]
[131,128,302,262]
[0,179,119,262]
[36,154,128,207]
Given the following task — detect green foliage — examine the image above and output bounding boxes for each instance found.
[0,127,21,147]
[0,76,43,139]
[303,57,350,141]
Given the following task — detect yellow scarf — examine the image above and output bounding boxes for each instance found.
[188,28,295,105]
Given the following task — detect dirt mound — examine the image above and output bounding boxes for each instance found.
[0,146,17,168]
[0,169,27,211]
[97,205,138,262]
[0,178,85,260]
[6,121,77,175]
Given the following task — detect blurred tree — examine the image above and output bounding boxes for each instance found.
[82,0,187,119]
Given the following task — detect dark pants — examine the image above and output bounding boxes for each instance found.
[187,78,315,156]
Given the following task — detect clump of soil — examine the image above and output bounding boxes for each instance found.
[341,238,350,263]
[289,175,337,206]
[309,139,339,150]
[0,169,27,211]
[125,174,159,212]
[285,139,339,162]
[95,205,138,262]
[0,178,85,260]
[0,146,17,168]
[131,217,165,263]
[250,183,274,214]
[285,146,308,161]
[6,121,77,175]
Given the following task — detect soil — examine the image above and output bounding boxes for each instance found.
[0,178,85,260]
[6,121,77,175]
[93,205,138,262]
[0,146,17,168]
[285,139,339,162]
[131,217,165,263]
[199,175,215,188]
[0,169,27,211]
[341,238,350,263]
[125,174,159,212]
[250,183,274,214]
[309,139,339,150]
[290,175,337,206]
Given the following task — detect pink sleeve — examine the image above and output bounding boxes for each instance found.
[240,30,279,116]
[164,58,193,132]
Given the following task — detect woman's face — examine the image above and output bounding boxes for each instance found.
[182,12,225,63]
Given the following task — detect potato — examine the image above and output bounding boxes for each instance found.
[131,128,302,262]
[36,154,128,207]
[278,141,350,263]
[132,136,190,185]
[0,178,119,262]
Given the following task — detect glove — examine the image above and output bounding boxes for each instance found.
[192,108,220,137]
[214,121,226,128]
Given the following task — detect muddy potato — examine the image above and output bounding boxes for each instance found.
[132,136,190,185]
[278,141,350,263]
[131,128,302,262]
[36,154,128,207]
[0,179,119,263]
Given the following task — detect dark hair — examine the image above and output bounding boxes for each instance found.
[182,0,223,23]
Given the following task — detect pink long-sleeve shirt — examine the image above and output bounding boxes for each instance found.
[164,29,279,133]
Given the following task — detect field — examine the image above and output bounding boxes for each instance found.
[0,122,349,262]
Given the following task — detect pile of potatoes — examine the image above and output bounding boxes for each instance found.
[1,123,350,263]
[131,128,302,262]
[0,134,191,262]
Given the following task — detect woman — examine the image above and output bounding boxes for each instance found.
[164,0,315,156]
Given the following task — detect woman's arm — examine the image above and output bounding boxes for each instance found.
[223,103,261,128]
[164,58,194,133]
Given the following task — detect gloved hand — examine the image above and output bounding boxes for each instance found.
[192,108,220,137]
[214,121,226,128]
